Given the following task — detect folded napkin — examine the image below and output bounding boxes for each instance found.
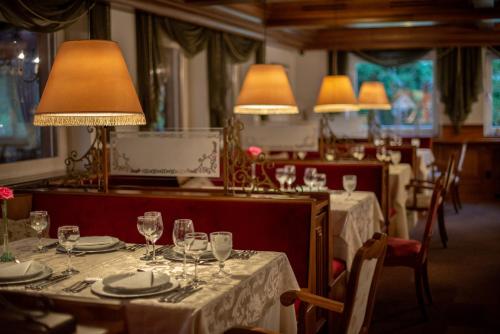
[0,261,35,279]
[77,236,116,247]
[104,272,169,293]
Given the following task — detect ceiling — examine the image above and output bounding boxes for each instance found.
[114,0,500,49]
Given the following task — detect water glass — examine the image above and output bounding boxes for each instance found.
[185,232,208,286]
[173,219,194,279]
[303,168,317,190]
[144,211,163,262]
[210,231,232,277]
[325,148,335,161]
[30,211,48,253]
[138,215,163,265]
[315,173,327,190]
[57,225,80,275]
[284,165,296,191]
[343,175,357,197]
[297,151,307,160]
[275,168,287,191]
[411,138,421,147]
[376,147,387,162]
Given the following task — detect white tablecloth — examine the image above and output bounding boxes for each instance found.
[416,148,435,180]
[329,191,384,272]
[389,163,413,239]
[2,238,299,334]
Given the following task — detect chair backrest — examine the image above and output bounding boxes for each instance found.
[456,143,467,174]
[341,233,388,334]
[419,177,445,263]
[442,154,456,196]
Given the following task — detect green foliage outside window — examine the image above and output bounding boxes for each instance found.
[356,60,434,129]
[491,59,500,128]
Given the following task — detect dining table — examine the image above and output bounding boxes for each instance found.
[329,191,384,272]
[388,163,414,239]
[1,238,299,334]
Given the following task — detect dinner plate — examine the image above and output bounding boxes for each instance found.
[56,241,125,254]
[91,278,179,299]
[163,248,217,263]
[74,236,120,251]
[0,265,53,286]
[0,261,45,281]
[102,272,171,294]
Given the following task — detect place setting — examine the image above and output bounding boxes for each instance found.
[0,260,53,286]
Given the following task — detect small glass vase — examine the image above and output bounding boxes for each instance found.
[1,200,15,262]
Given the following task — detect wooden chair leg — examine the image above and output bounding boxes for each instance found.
[422,261,433,305]
[455,184,463,209]
[414,270,428,320]
[451,184,460,214]
[437,204,448,248]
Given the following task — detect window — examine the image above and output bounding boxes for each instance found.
[0,25,56,163]
[355,57,435,134]
[490,58,500,134]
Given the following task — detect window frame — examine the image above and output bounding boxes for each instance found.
[484,50,500,137]
[349,50,438,138]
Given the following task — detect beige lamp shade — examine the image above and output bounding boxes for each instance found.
[234,64,298,115]
[314,75,359,113]
[358,81,392,110]
[34,40,145,126]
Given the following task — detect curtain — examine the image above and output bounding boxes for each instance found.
[89,0,110,40]
[137,12,263,128]
[436,47,483,133]
[0,0,94,32]
[354,49,430,67]
[327,50,348,75]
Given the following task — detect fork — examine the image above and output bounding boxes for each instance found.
[26,274,71,290]
[159,284,194,303]
[63,278,98,293]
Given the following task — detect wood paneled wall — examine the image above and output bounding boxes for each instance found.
[433,126,500,201]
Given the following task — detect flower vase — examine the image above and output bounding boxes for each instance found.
[1,200,15,262]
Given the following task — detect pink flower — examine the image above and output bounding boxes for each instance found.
[246,146,262,158]
[0,187,14,200]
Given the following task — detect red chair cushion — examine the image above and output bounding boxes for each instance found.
[386,237,421,260]
[332,258,346,280]
[389,207,397,218]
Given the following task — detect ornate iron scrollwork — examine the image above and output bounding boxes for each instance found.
[223,117,280,195]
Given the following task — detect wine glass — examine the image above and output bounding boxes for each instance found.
[284,165,296,191]
[275,168,287,191]
[315,173,327,190]
[297,151,307,160]
[357,145,365,160]
[343,175,357,197]
[30,211,48,253]
[57,225,80,275]
[185,232,208,287]
[303,168,317,190]
[210,231,232,277]
[138,216,163,265]
[325,148,335,161]
[144,211,163,261]
[376,147,387,162]
[173,219,194,279]
[137,217,151,261]
[411,138,421,147]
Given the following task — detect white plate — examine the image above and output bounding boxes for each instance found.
[102,272,171,294]
[91,278,179,299]
[57,241,125,254]
[0,261,45,281]
[0,266,53,286]
[75,236,120,251]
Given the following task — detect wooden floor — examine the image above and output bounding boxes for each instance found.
[372,201,500,334]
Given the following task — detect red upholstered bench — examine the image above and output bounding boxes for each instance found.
[31,189,330,292]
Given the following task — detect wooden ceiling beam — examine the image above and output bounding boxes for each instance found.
[266,6,500,28]
[307,25,500,50]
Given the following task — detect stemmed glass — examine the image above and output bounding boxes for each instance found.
[137,217,151,261]
[303,168,317,191]
[343,175,357,197]
[284,165,296,191]
[297,151,307,160]
[315,173,327,191]
[411,138,421,147]
[352,145,365,161]
[376,147,387,162]
[173,219,194,279]
[185,232,208,287]
[30,211,48,253]
[138,215,163,265]
[145,211,163,261]
[57,225,80,275]
[210,231,232,277]
[275,168,287,191]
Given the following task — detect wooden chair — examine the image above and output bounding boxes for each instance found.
[406,154,455,248]
[280,233,388,334]
[450,143,467,213]
[385,177,444,319]
[225,327,278,334]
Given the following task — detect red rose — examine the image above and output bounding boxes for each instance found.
[246,146,262,158]
[0,187,14,200]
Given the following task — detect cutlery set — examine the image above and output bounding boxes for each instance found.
[25,273,71,290]
[159,284,202,303]
[122,244,145,252]
[62,278,99,293]
[232,250,257,260]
